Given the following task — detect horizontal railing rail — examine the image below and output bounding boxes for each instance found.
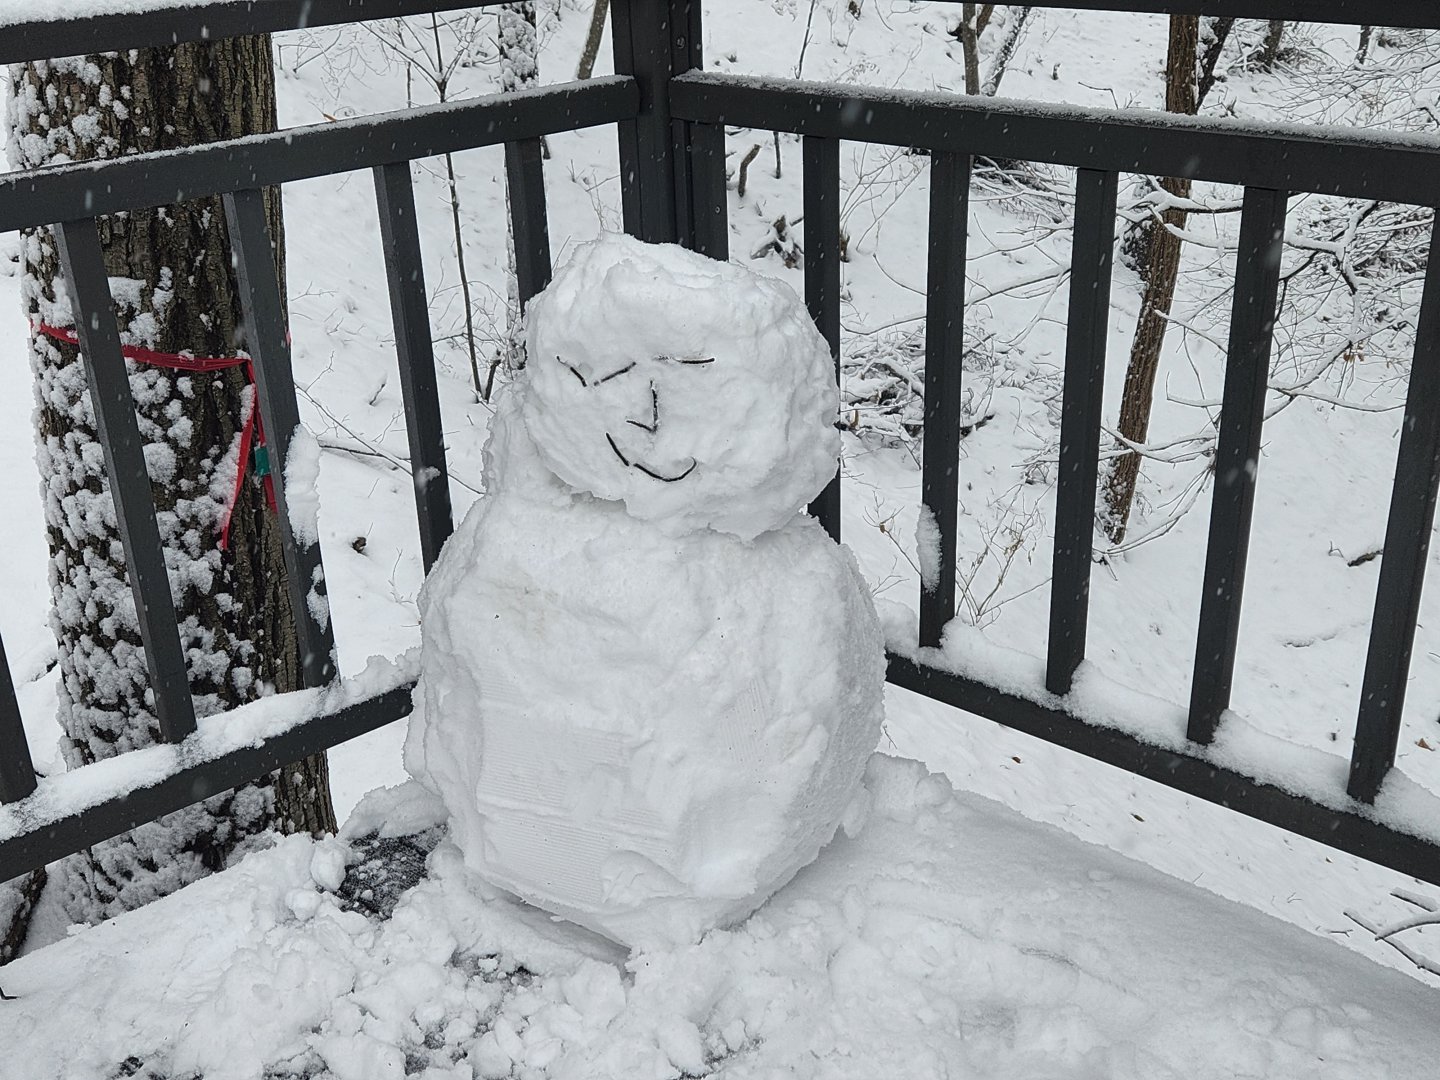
[0,77,638,233]
[669,72,1440,206]
[887,657,1440,883]
[1,0,1432,69]
[0,0,492,66]
[0,683,416,874]
[1017,0,1438,25]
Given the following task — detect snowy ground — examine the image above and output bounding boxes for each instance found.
[7,760,1440,1079]
[2,2,1440,1074]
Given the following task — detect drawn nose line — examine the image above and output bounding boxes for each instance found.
[626,381,660,434]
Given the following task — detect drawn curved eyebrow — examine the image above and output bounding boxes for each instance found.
[561,357,588,386]
[594,361,636,385]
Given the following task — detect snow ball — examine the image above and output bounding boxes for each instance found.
[656,1017,707,1076]
[472,1030,514,1080]
[285,887,323,922]
[314,1033,407,1080]
[407,485,886,951]
[521,233,839,540]
[310,838,349,893]
[864,756,955,825]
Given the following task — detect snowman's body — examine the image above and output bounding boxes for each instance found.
[407,236,885,950]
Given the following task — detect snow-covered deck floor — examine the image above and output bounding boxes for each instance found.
[6,755,1437,1080]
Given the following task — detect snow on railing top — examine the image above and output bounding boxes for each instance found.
[0,1,487,65]
[0,651,416,847]
[0,0,471,26]
[881,609,1440,853]
[1,0,215,21]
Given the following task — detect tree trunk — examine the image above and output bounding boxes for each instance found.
[980,7,1033,97]
[0,868,44,964]
[499,3,541,380]
[1357,25,1373,65]
[1258,19,1286,71]
[5,36,334,930]
[1197,16,1235,107]
[576,0,610,80]
[956,4,987,96]
[1103,15,1198,544]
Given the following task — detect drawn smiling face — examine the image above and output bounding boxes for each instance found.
[520,234,841,540]
[557,352,716,484]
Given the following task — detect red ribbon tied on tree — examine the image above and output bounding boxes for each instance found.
[32,322,277,551]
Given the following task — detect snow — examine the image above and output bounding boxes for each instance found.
[522,234,839,540]
[0,652,414,845]
[0,1,288,28]
[5,757,1440,1078]
[0,3,1439,1071]
[286,421,323,547]
[408,244,884,949]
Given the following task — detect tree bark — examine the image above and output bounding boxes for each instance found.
[1197,16,1235,108]
[1258,20,1286,71]
[576,0,610,80]
[499,3,541,380]
[0,868,44,964]
[980,7,1033,97]
[1103,15,1198,544]
[955,4,994,96]
[6,36,334,929]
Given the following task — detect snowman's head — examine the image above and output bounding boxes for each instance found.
[520,234,839,540]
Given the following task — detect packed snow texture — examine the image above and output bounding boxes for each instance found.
[407,238,884,949]
[522,234,839,540]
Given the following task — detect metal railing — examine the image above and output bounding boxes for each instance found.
[2,0,1439,891]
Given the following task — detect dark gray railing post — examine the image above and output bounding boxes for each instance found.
[1348,222,1440,803]
[373,162,455,575]
[54,218,199,744]
[611,0,710,247]
[504,137,553,306]
[1046,168,1119,695]
[918,152,972,649]
[689,121,729,260]
[0,632,37,803]
[222,189,338,687]
[1187,186,1288,744]
[804,135,842,540]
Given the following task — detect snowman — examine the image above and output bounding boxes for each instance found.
[405,234,885,950]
